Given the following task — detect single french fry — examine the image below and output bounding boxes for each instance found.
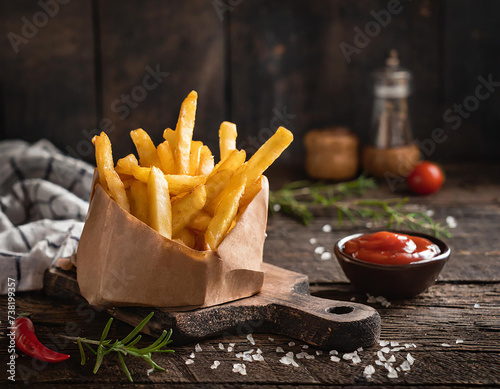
[129,180,149,224]
[130,128,161,168]
[243,126,293,187]
[189,141,203,176]
[157,140,176,174]
[209,149,246,179]
[204,165,246,216]
[130,166,206,195]
[205,169,233,205]
[147,166,172,239]
[197,145,214,176]
[93,133,130,212]
[163,128,176,150]
[175,91,198,174]
[239,176,263,207]
[204,176,247,250]
[115,154,139,175]
[188,210,212,233]
[219,121,237,161]
[171,185,206,237]
[175,228,196,249]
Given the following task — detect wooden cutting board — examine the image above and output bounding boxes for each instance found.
[43,263,380,351]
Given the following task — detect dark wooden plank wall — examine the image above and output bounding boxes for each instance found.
[1,0,499,165]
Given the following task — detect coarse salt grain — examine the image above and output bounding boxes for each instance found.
[276,347,284,353]
[381,347,390,353]
[195,344,202,352]
[296,352,306,359]
[474,303,480,308]
[229,343,235,347]
[379,340,390,347]
[256,348,262,354]
[352,355,361,364]
[279,356,294,366]
[329,350,338,355]
[388,355,396,363]
[252,354,264,361]
[218,343,224,350]
[407,353,415,365]
[456,339,464,344]
[314,246,325,255]
[247,334,255,345]
[363,365,375,377]
[426,209,435,217]
[446,216,457,228]
[211,361,220,369]
[387,369,398,378]
[320,252,332,261]
[365,222,373,228]
[375,360,384,366]
[330,356,340,362]
[268,337,274,342]
[322,224,332,232]
[377,351,386,362]
[273,204,281,212]
[185,359,194,365]
[189,353,195,358]
[227,346,233,352]
[288,342,295,347]
[147,368,154,376]
[309,238,317,245]
[390,341,399,347]
[316,350,323,356]
[302,345,309,349]
[400,360,411,371]
[391,347,404,352]
[441,343,451,347]
[232,363,247,375]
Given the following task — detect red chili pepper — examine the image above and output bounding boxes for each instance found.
[14,317,70,363]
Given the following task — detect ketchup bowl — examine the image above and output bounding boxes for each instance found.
[334,230,451,298]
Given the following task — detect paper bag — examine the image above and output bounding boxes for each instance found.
[76,174,268,309]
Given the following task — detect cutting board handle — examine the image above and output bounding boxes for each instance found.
[269,294,380,350]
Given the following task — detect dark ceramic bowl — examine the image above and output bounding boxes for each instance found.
[334,230,451,298]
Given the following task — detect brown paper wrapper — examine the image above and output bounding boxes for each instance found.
[76,173,268,309]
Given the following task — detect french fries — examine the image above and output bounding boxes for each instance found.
[93,91,292,252]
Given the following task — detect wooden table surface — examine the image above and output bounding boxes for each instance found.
[1,162,499,387]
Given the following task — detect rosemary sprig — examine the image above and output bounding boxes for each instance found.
[269,177,451,238]
[63,312,174,383]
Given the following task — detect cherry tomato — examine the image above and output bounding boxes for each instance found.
[407,161,444,195]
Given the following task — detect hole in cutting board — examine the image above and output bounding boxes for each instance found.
[326,306,354,314]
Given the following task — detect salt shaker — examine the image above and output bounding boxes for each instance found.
[362,50,421,179]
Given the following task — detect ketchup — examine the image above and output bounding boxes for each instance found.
[343,231,440,265]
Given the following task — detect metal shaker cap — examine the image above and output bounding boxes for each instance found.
[372,50,411,98]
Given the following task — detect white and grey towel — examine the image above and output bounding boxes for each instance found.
[0,140,94,294]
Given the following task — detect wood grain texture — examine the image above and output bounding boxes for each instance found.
[97,0,225,162]
[0,0,96,158]
[43,263,381,351]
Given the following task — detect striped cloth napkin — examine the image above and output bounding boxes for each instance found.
[0,140,94,294]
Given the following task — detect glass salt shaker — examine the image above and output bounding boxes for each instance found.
[362,50,421,179]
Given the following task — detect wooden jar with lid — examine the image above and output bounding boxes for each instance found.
[304,127,359,180]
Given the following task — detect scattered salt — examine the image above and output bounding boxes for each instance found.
[288,342,295,347]
[441,343,451,347]
[195,344,202,352]
[256,348,262,354]
[146,368,154,376]
[377,351,386,362]
[391,347,405,352]
[446,216,457,228]
[375,360,384,366]
[379,340,390,347]
[286,352,294,358]
[185,359,194,365]
[309,238,318,245]
[329,350,338,355]
[273,204,281,212]
[407,353,415,365]
[343,351,357,360]
[474,303,480,308]
[296,352,307,359]
[189,352,195,358]
[425,209,435,217]
[350,297,356,301]
[352,355,361,364]
[316,350,323,356]
[247,334,255,345]
[388,355,396,363]
[302,345,309,349]
[357,347,363,352]
[456,339,464,344]
[390,341,399,347]
[322,224,332,233]
[218,343,224,350]
[268,337,274,342]
[252,354,264,361]
[365,222,373,228]
[276,347,284,353]
[320,252,332,260]
[330,356,340,362]
[314,246,325,255]
[227,346,233,352]
[211,360,220,369]
[381,347,390,354]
